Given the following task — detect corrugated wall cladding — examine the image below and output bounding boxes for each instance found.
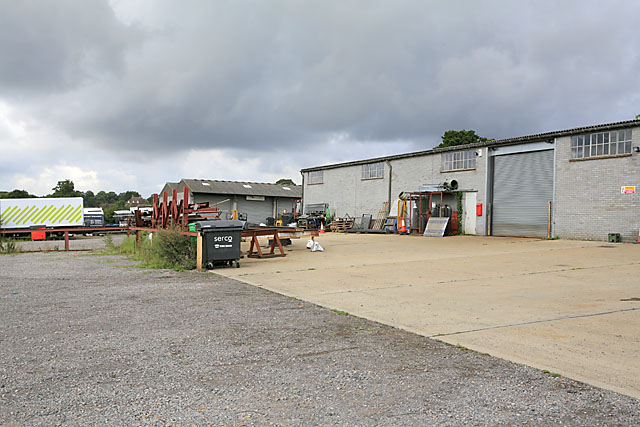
[193,194,235,217]
[237,197,275,225]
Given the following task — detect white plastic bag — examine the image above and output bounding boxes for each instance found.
[311,242,324,252]
[306,239,314,249]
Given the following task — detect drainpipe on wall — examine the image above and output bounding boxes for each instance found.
[551,137,557,238]
[300,171,305,215]
[386,160,393,215]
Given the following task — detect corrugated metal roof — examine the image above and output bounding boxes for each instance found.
[301,119,640,172]
[160,182,180,192]
[181,179,302,198]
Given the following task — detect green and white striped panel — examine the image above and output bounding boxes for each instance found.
[0,200,83,229]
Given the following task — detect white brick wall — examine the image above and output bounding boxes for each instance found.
[554,127,640,242]
[303,163,389,218]
[302,124,640,242]
[390,150,486,234]
[303,148,487,234]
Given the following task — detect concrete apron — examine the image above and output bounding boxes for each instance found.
[217,233,640,399]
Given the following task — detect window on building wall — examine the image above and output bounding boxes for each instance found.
[441,150,476,172]
[571,129,633,159]
[308,170,324,184]
[361,162,384,179]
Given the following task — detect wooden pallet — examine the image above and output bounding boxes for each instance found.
[372,202,390,230]
[329,218,354,232]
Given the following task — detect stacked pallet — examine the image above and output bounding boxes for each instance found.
[329,218,354,232]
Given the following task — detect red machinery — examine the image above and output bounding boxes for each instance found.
[135,188,222,229]
[407,191,459,236]
[136,188,308,259]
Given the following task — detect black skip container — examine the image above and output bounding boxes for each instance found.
[195,220,245,268]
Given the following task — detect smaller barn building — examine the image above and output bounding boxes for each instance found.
[160,179,302,225]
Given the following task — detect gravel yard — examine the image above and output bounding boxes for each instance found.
[6,233,127,252]
[1,251,638,425]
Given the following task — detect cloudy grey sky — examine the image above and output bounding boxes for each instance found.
[1,0,639,196]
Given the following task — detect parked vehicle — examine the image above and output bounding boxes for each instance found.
[113,209,134,227]
[83,207,106,233]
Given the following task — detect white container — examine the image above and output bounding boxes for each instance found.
[0,197,84,229]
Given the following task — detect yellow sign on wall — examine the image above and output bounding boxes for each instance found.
[621,186,636,194]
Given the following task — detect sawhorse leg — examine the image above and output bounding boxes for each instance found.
[248,234,263,258]
[268,233,285,256]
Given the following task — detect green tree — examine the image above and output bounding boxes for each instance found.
[436,130,491,149]
[275,178,296,185]
[103,203,126,224]
[636,114,640,119]
[83,190,97,207]
[95,191,108,205]
[0,189,36,199]
[108,192,118,203]
[51,179,82,197]
[95,190,118,205]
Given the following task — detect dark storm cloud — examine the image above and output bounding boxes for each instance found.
[0,0,142,95]
[2,0,640,156]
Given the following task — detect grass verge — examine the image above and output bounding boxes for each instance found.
[104,228,196,271]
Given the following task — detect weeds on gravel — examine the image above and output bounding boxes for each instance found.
[104,233,115,251]
[332,309,349,316]
[0,220,17,254]
[0,238,18,254]
[105,227,196,271]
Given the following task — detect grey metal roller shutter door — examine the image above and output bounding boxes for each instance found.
[238,197,274,225]
[492,150,554,237]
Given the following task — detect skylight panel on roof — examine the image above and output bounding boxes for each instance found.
[202,182,210,186]
[243,184,252,188]
[282,186,291,190]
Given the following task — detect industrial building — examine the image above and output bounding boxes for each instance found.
[160,179,302,225]
[301,119,640,241]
